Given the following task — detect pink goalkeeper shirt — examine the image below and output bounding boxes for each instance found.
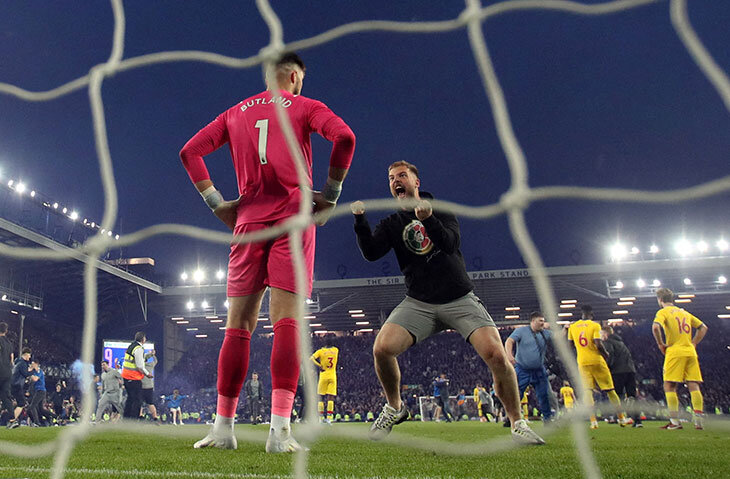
[180,90,355,224]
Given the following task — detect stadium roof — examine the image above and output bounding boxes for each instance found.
[0,218,159,328]
[2,213,728,337]
[156,256,730,336]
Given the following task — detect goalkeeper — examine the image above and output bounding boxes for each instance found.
[180,52,355,452]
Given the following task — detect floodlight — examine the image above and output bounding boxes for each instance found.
[636,279,645,288]
[675,239,692,256]
[649,244,659,254]
[186,300,194,310]
[683,278,692,286]
[610,243,627,261]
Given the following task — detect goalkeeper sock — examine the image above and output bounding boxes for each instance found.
[690,390,703,414]
[216,328,251,417]
[318,401,325,417]
[270,318,299,420]
[327,400,334,419]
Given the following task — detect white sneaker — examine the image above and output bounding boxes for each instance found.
[193,428,237,449]
[265,427,307,453]
[369,403,409,441]
[511,419,546,445]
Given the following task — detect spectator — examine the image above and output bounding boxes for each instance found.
[7,347,33,429]
[0,322,14,425]
[244,372,264,425]
[140,350,160,423]
[28,360,54,426]
[96,360,123,423]
[433,373,453,422]
[504,311,554,423]
[601,326,641,427]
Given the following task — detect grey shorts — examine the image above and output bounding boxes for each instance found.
[385,292,496,343]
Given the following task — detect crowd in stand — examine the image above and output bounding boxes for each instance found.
[1,316,729,427]
[156,318,730,422]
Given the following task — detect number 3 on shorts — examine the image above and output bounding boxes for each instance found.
[255,119,268,165]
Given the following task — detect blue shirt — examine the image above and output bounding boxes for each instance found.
[432,380,441,397]
[165,394,187,408]
[433,378,449,397]
[32,369,46,391]
[509,326,551,370]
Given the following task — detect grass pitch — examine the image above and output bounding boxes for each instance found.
[0,420,728,479]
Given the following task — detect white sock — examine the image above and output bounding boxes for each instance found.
[270,414,290,434]
[214,414,234,432]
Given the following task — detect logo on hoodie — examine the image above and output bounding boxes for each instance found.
[402,220,433,255]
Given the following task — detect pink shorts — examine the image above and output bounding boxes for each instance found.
[227,219,315,298]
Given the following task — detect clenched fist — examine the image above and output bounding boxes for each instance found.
[350,200,365,215]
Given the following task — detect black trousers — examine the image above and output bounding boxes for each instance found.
[123,379,143,419]
[28,390,54,425]
[248,397,261,423]
[613,372,636,399]
[0,375,13,413]
[612,371,641,423]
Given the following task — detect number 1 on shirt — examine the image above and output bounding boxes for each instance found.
[255,119,268,165]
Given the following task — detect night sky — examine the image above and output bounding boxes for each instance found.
[1,0,728,281]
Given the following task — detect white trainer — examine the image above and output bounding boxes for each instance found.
[511,419,546,445]
[265,427,307,453]
[369,403,410,441]
[193,428,237,449]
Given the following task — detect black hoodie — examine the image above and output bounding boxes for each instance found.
[353,192,473,304]
[603,333,636,374]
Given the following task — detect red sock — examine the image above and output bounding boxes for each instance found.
[270,318,299,415]
[216,328,251,416]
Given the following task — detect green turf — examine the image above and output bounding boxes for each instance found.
[0,421,728,479]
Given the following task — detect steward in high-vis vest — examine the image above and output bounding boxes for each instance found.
[121,331,152,419]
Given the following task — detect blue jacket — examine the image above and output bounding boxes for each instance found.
[32,369,46,391]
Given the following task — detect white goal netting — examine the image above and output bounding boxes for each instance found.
[1,0,729,478]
